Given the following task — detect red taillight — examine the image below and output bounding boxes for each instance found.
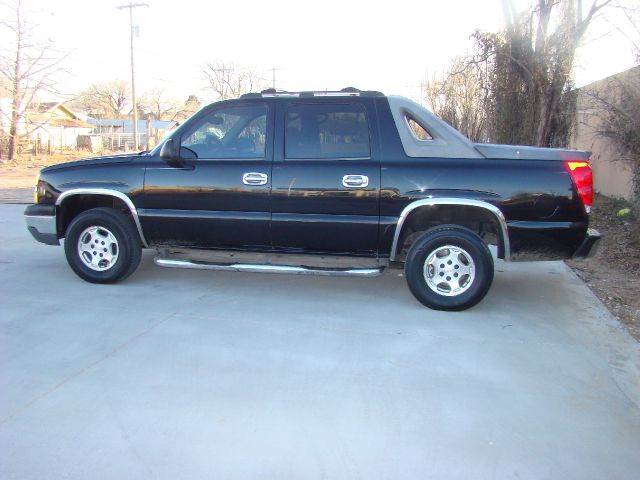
[565,160,593,212]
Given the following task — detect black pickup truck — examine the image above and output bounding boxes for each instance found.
[24,88,599,310]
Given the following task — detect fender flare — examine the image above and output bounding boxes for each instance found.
[56,188,148,247]
[389,198,510,261]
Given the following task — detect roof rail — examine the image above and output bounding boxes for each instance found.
[239,88,384,99]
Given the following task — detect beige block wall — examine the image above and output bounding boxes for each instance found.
[572,114,635,200]
[571,67,638,201]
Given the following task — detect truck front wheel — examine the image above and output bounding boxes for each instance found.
[404,225,494,311]
[64,207,142,284]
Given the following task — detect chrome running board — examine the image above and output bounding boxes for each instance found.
[154,257,383,277]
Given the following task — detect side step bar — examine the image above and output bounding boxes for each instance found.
[154,257,383,277]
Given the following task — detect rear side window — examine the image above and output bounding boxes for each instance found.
[285,103,370,159]
[405,113,433,141]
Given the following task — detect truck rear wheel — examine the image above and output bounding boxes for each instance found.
[64,207,142,284]
[404,225,494,311]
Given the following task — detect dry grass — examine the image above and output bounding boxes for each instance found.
[0,151,100,189]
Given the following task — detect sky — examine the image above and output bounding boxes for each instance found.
[4,0,639,105]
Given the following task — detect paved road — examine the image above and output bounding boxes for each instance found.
[1,203,639,480]
[0,188,31,204]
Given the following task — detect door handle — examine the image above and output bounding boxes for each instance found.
[342,174,369,188]
[242,172,268,186]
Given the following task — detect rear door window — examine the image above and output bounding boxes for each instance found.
[285,103,370,159]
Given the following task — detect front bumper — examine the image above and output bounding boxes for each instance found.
[572,228,601,259]
[24,204,59,246]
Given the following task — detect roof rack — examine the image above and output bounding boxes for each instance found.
[239,87,384,99]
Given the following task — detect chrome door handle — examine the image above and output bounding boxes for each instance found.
[242,172,268,186]
[342,174,369,188]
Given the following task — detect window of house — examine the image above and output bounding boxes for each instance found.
[285,103,370,159]
[405,114,433,141]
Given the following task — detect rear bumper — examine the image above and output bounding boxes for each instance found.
[24,204,59,246]
[572,228,600,259]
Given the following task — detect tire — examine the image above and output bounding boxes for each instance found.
[64,207,142,284]
[404,225,494,311]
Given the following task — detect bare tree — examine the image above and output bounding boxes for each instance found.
[203,61,265,100]
[587,2,640,204]
[139,88,180,121]
[604,0,640,61]
[473,0,613,147]
[76,80,130,119]
[423,57,491,142]
[0,0,67,161]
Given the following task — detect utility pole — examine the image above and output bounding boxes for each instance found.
[269,67,281,90]
[404,79,428,106]
[116,2,148,151]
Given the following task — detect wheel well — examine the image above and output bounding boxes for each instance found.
[57,195,132,237]
[395,205,505,261]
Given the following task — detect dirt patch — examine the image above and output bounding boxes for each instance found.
[567,194,640,341]
[0,165,42,189]
[0,152,100,189]
[0,152,123,201]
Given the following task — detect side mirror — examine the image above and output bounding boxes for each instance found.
[159,139,182,166]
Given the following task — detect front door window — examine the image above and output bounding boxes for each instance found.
[181,104,267,159]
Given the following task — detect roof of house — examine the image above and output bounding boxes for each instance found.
[28,102,93,128]
[87,118,177,131]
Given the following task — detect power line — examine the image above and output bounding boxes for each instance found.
[116,2,149,151]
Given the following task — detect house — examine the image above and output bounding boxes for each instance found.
[572,66,639,201]
[26,102,94,150]
[0,100,93,152]
[86,118,178,150]
[173,95,202,123]
[87,118,177,134]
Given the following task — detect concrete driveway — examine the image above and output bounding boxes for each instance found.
[1,203,639,480]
